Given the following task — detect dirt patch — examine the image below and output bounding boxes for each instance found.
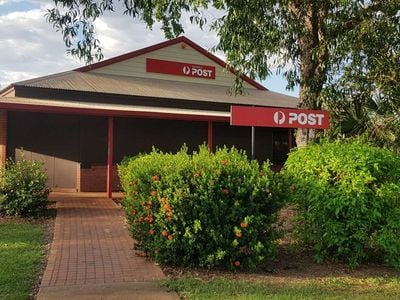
[162,243,399,284]
[163,205,399,282]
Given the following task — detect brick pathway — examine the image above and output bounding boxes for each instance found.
[39,196,165,288]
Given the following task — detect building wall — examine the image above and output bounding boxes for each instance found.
[80,117,209,192]
[7,112,284,192]
[7,111,81,191]
[0,110,7,167]
[7,111,80,162]
[80,165,120,192]
[213,122,279,163]
[79,116,108,164]
[113,117,208,162]
[90,42,257,89]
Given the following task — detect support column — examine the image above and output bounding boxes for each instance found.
[107,116,114,198]
[0,110,7,169]
[207,120,213,152]
[288,128,293,151]
[251,126,255,159]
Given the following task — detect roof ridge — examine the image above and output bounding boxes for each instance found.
[74,36,268,91]
[0,70,77,95]
[14,70,76,86]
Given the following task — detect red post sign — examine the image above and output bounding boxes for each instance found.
[146,58,216,79]
[231,106,330,129]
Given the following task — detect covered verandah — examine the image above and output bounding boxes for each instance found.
[0,70,297,198]
[0,99,233,198]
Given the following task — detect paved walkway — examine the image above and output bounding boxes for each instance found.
[37,195,178,300]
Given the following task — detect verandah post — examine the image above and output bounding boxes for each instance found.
[0,110,7,169]
[207,120,213,152]
[107,116,114,198]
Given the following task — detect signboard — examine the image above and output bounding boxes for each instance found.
[146,58,216,79]
[231,106,330,129]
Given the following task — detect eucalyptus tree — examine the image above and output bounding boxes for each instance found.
[47,0,400,146]
[323,3,400,151]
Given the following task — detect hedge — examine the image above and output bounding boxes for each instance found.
[283,140,400,269]
[0,158,49,217]
[119,145,286,269]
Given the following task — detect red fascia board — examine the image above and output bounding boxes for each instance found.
[0,102,230,122]
[74,36,267,91]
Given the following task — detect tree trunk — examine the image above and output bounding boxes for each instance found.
[291,2,328,148]
[295,88,319,147]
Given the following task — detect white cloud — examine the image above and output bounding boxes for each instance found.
[0,70,41,87]
[0,2,297,96]
[0,0,16,5]
[0,5,82,88]
[0,1,223,89]
[92,5,222,58]
[0,0,47,6]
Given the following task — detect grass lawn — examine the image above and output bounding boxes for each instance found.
[0,222,44,300]
[164,275,400,299]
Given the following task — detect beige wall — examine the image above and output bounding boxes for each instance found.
[90,42,257,89]
[0,110,6,168]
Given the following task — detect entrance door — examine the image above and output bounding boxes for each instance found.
[15,149,79,192]
[272,129,289,165]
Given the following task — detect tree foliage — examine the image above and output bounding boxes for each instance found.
[284,139,400,269]
[47,0,400,146]
[322,6,400,151]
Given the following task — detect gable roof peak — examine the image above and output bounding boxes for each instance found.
[74,36,267,90]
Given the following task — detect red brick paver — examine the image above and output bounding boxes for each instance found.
[40,196,165,288]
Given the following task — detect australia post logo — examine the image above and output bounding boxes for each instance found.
[273,111,326,127]
[231,106,330,129]
[146,58,216,79]
[182,65,214,78]
[273,111,286,125]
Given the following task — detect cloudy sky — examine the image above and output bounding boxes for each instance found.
[0,0,298,96]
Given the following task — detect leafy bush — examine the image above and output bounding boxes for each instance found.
[0,158,49,217]
[119,145,286,269]
[283,139,400,268]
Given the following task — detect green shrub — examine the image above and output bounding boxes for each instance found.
[0,158,49,217]
[283,139,400,268]
[119,145,285,269]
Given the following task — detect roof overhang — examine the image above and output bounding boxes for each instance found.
[4,71,298,109]
[0,97,230,122]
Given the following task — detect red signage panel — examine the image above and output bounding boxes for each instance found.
[231,106,330,129]
[146,58,216,79]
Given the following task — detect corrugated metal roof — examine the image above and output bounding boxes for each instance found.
[0,96,231,119]
[11,71,298,108]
